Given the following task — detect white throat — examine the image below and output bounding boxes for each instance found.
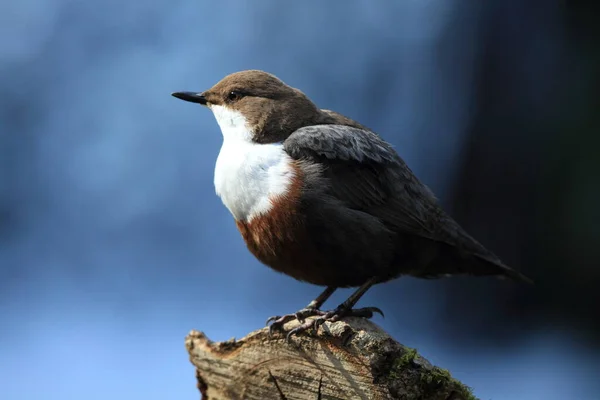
[210,105,295,222]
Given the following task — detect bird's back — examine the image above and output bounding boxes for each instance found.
[290,110,532,284]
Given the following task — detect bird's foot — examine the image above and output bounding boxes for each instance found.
[266,307,326,336]
[282,306,384,342]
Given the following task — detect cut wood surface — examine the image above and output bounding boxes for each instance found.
[185,317,477,400]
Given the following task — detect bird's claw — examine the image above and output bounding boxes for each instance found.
[346,306,384,319]
[279,306,384,342]
[266,307,325,337]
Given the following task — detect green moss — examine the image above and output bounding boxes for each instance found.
[420,366,477,400]
[399,347,418,365]
[421,366,451,386]
[385,347,478,400]
[387,347,418,380]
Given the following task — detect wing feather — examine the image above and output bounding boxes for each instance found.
[284,124,498,260]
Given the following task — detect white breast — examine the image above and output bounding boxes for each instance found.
[211,105,295,222]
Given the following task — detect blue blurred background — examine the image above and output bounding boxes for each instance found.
[2,1,599,399]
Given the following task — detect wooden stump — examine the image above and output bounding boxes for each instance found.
[185,317,477,400]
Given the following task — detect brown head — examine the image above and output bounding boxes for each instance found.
[172,70,324,143]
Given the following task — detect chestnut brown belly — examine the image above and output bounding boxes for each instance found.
[236,214,332,285]
[235,207,395,287]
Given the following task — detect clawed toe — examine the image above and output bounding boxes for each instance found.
[266,307,325,337]
[285,319,319,341]
[266,282,383,340]
[265,314,296,336]
[275,305,385,341]
[347,306,385,319]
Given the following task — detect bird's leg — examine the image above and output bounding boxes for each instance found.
[285,277,383,341]
[266,286,336,335]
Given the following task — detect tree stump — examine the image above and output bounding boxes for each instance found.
[185,317,477,400]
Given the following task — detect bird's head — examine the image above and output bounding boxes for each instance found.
[172,70,322,144]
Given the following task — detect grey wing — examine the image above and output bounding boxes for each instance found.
[283,124,498,260]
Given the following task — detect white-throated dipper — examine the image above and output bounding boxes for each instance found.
[172,70,531,339]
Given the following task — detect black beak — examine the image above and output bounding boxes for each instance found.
[171,91,207,105]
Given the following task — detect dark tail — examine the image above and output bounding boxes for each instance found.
[473,254,534,284]
[412,240,534,284]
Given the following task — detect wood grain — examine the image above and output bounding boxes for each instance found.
[185,318,477,400]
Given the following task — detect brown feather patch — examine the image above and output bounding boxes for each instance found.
[235,161,316,281]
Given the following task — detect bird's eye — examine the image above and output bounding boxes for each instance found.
[227,91,244,102]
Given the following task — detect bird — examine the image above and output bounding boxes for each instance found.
[171,70,532,339]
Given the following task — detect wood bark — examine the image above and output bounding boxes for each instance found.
[185,317,477,400]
